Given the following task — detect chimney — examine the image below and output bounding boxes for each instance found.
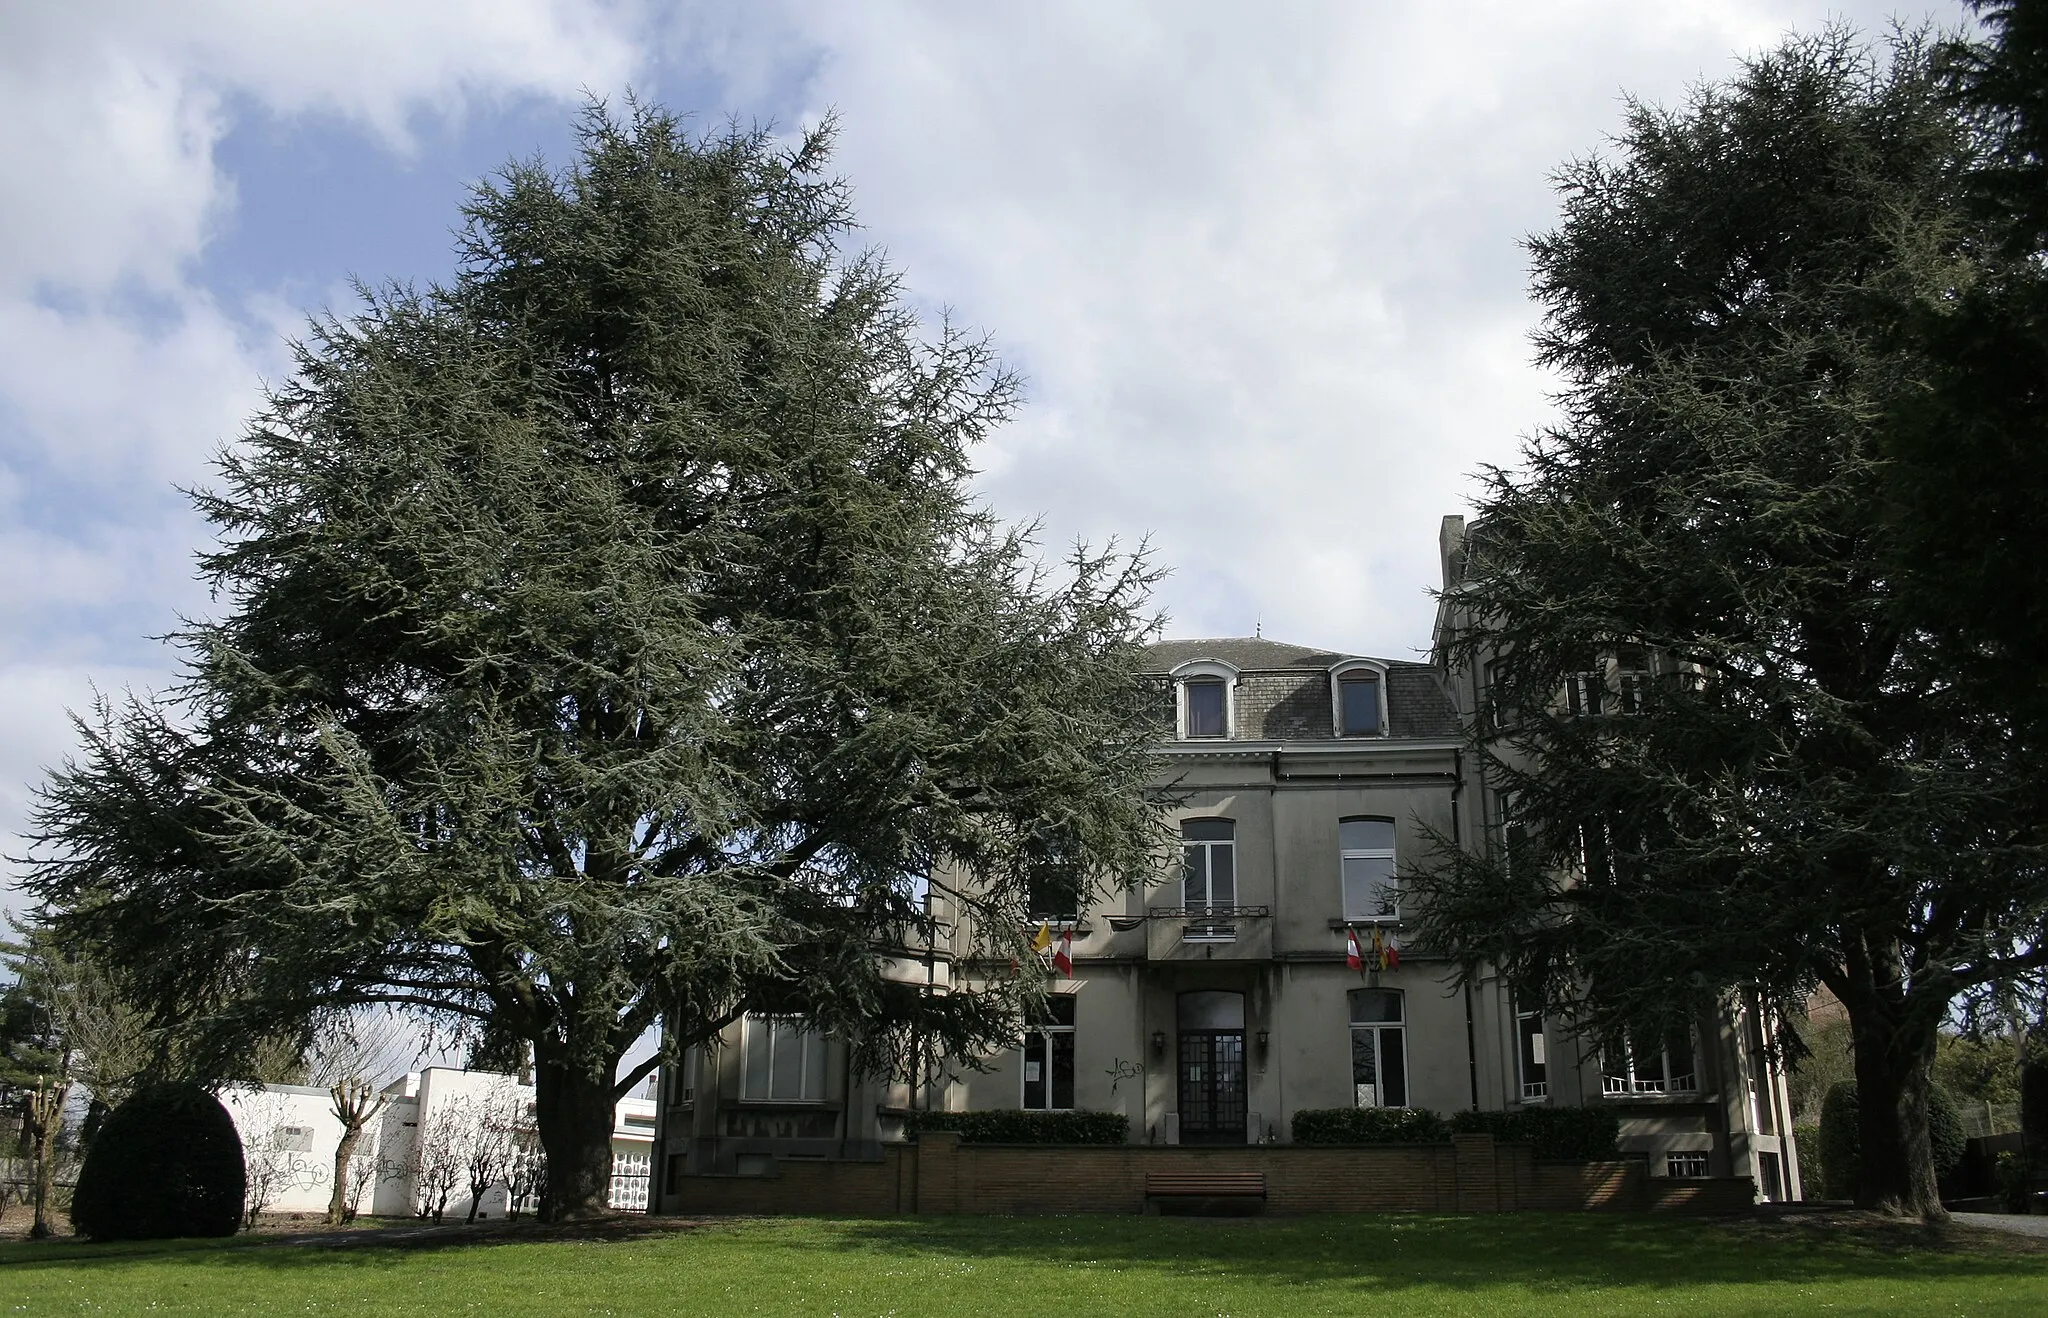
[1439,514,1467,592]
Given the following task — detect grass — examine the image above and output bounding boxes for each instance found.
[2,1212,2046,1316]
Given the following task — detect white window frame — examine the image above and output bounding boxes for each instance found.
[1349,989,1408,1110]
[1601,1029,1699,1097]
[1172,659,1239,740]
[1515,1002,1548,1102]
[1020,996,1077,1112]
[1329,658,1389,738]
[740,1016,829,1103]
[1339,816,1399,923]
[1181,818,1236,913]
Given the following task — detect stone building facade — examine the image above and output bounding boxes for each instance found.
[650,534,1801,1208]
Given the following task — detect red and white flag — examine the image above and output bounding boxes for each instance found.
[1052,924,1073,977]
[1345,927,1364,972]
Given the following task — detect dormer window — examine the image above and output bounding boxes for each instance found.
[1185,680,1226,738]
[1171,659,1239,739]
[1330,659,1387,738]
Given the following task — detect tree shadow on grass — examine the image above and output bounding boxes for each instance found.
[808,1210,2048,1298]
[4,1210,2045,1303]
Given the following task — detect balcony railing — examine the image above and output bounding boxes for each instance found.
[1147,904,1271,942]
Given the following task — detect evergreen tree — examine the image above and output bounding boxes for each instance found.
[26,105,1164,1219]
[1417,30,2048,1218]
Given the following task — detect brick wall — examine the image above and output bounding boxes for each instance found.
[663,1134,1755,1217]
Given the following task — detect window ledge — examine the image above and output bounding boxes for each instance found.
[730,1099,845,1111]
[1329,918,1403,929]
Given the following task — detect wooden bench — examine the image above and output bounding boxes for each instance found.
[1143,1170,1267,1215]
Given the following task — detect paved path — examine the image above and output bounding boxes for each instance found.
[1949,1212,2048,1239]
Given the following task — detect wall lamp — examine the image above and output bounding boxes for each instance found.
[1150,1030,1167,1058]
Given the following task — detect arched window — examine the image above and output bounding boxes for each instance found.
[1171,660,1239,739]
[1330,659,1387,737]
[1339,817,1398,922]
[1349,989,1407,1108]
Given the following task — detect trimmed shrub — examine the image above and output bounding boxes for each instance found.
[70,1082,245,1240]
[901,1109,1128,1145]
[1449,1106,1621,1161]
[1818,1081,1859,1199]
[1792,1122,1823,1196]
[1929,1084,1966,1177]
[1815,1081,1965,1199]
[1291,1107,1451,1144]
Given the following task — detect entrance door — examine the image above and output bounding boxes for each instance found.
[1176,990,1247,1145]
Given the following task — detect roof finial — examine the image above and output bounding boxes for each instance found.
[1255,615,1262,639]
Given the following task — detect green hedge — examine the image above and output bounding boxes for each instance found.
[1291,1107,1452,1144]
[901,1109,1129,1144]
[1819,1080,1965,1199]
[1448,1106,1622,1161]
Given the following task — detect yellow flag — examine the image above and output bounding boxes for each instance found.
[1030,921,1053,953]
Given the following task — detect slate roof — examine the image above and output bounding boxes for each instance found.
[1142,637,1461,742]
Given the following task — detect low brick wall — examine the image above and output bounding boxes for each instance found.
[664,1133,1756,1217]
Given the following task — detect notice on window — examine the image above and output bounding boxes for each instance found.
[1025,1062,1041,1082]
[1531,1036,1546,1064]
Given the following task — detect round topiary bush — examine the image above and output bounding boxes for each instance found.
[70,1082,246,1240]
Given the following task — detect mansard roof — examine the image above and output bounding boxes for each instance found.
[1141,637,1461,741]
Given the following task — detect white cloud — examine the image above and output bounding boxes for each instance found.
[0,0,647,897]
[656,0,1954,656]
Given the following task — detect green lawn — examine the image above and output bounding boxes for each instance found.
[2,1213,2044,1316]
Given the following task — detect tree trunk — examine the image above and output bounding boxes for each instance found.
[327,1122,364,1225]
[534,1053,618,1221]
[27,1086,62,1240]
[1843,983,1945,1220]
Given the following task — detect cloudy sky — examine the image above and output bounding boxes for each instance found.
[0,0,1953,896]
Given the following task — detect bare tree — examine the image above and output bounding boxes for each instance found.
[458,1082,521,1223]
[341,1143,384,1222]
[505,1129,546,1221]
[408,1103,462,1224]
[306,1014,411,1226]
[234,1088,300,1228]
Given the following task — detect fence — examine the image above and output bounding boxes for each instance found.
[1959,1102,2022,1140]
[609,1150,651,1212]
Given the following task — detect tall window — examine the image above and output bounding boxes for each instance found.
[741,1016,828,1102]
[1338,672,1382,736]
[1616,646,1653,714]
[1601,1028,1697,1096]
[1340,818,1398,922]
[1515,1001,1548,1101]
[1021,996,1076,1110]
[1181,819,1236,911]
[1184,679,1227,738]
[1566,669,1605,717]
[1350,989,1407,1108]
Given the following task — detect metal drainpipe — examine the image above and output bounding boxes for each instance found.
[1452,748,1479,1110]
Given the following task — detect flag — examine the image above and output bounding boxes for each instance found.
[1030,921,1053,953]
[1383,935,1400,971]
[1345,926,1364,972]
[1052,924,1073,977]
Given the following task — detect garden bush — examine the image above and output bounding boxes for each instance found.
[1792,1122,1823,1196]
[1816,1080,1964,1200]
[901,1109,1128,1144]
[1819,1082,1859,1199]
[1291,1107,1451,1144]
[1449,1106,1622,1161]
[70,1082,245,1240]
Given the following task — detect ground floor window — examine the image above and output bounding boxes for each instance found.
[1665,1152,1709,1178]
[742,1016,828,1101]
[1022,995,1076,1110]
[1350,989,1407,1108]
[1602,1029,1697,1096]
